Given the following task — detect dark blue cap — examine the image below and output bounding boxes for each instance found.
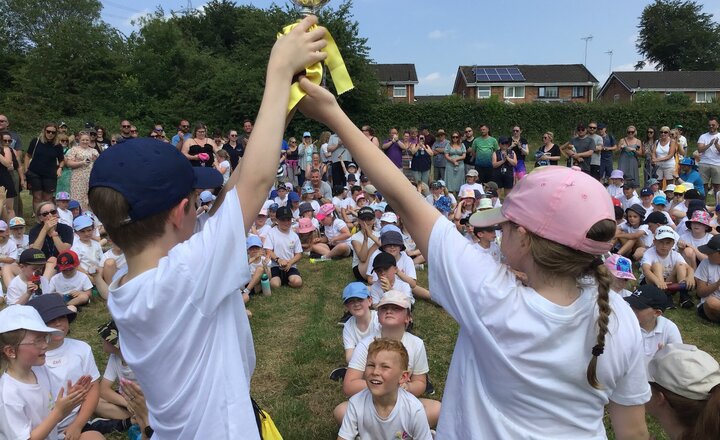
[640,187,653,197]
[498,136,511,145]
[89,139,223,223]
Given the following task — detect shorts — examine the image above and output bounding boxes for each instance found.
[26,170,56,193]
[655,167,675,181]
[698,163,720,185]
[270,266,300,285]
[697,303,718,322]
[352,265,365,282]
[513,170,526,181]
[476,167,494,184]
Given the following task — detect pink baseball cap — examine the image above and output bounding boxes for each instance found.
[470,167,614,255]
[604,254,636,280]
[297,217,315,234]
[316,203,335,221]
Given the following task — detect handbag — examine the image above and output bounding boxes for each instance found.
[252,398,283,440]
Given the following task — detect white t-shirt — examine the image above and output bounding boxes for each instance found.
[0,369,57,440]
[369,277,413,305]
[332,196,351,210]
[350,230,379,268]
[263,226,302,268]
[10,233,29,254]
[619,223,652,247]
[338,388,432,440]
[253,224,272,242]
[218,160,231,184]
[103,353,136,387]
[698,132,720,166]
[459,182,484,196]
[248,255,269,277]
[107,188,258,440]
[366,251,417,282]
[324,218,350,245]
[694,259,720,306]
[343,311,381,350]
[476,241,502,263]
[428,218,650,439]
[619,194,641,211]
[71,239,103,272]
[33,338,101,430]
[640,316,682,368]
[100,248,127,273]
[48,271,93,295]
[349,332,430,377]
[641,247,685,280]
[425,193,457,206]
[611,288,633,298]
[679,231,711,250]
[274,195,288,207]
[6,274,50,305]
[0,238,17,267]
[606,184,623,199]
[57,207,74,227]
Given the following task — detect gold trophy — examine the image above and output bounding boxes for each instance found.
[290,0,331,15]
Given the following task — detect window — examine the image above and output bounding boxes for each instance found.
[477,86,491,99]
[613,94,620,103]
[538,86,559,98]
[572,86,585,98]
[504,86,525,99]
[696,91,716,103]
[393,85,407,98]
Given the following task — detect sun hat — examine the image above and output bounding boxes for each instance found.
[680,182,693,190]
[303,131,311,138]
[470,167,614,255]
[379,224,402,235]
[302,184,314,195]
[673,185,687,194]
[199,190,216,204]
[342,282,370,302]
[623,181,639,189]
[646,178,659,186]
[626,203,647,219]
[372,202,388,212]
[624,285,669,310]
[648,343,720,401]
[357,206,374,220]
[275,206,293,220]
[97,320,119,348]
[0,220,6,232]
[284,182,294,191]
[679,157,697,168]
[68,200,81,210]
[466,169,479,177]
[376,290,411,310]
[296,217,316,234]
[686,210,712,229]
[372,251,397,272]
[363,185,378,196]
[55,191,71,201]
[459,188,475,199]
[477,198,493,210]
[699,234,720,255]
[246,234,263,249]
[72,215,93,231]
[27,293,77,324]
[380,212,398,224]
[8,217,25,228]
[609,170,624,179]
[347,162,357,169]
[652,195,667,206]
[645,211,668,225]
[298,202,314,216]
[354,192,366,202]
[604,254,636,280]
[19,249,47,265]
[654,225,678,243]
[380,230,405,251]
[664,184,676,193]
[288,192,300,203]
[57,250,80,271]
[0,305,64,335]
[315,203,335,221]
[89,139,223,224]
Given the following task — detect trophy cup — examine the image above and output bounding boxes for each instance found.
[291,0,331,16]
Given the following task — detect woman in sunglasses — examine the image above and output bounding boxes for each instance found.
[25,123,65,213]
[0,131,19,218]
[28,201,73,258]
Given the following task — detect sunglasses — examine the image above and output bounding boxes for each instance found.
[660,131,670,134]
[229,134,237,137]
[451,135,460,138]
[122,125,131,128]
[465,130,473,133]
[588,126,597,129]
[59,140,68,143]
[513,129,520,132]
[39,209,58,217]
[45,130,56,134]
[627,131,635,134]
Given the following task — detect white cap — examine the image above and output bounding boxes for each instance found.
[654,225,678,242]
[664,184,676,192]
[376,290,411,309]
[649,343,720,400]
[380,212,398,224]
[477,198,493,210]
[0,305,63,335]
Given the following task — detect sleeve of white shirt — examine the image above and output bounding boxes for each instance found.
[337,394,360,440]
[80,341,101,381]
[103,354,119,382]
[342,322,355,350]
[79,273,93,291]
[348,337,370,371]
[407,393,433,440]
[666,320,683,345]
[695,260,711,282]
[407,335,430,375]
[170,188,250,315]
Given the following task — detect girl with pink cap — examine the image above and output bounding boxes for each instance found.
[295,81,651,438]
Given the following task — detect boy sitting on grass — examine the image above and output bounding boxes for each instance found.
[368,251,413,306]
[640,225,695,309]
[337,338,432,440]
[264,206,303,289]
[48,250,93,308]
[5,248,56,305]
[693,234,720,323]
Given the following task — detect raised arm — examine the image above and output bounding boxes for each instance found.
[297,79,440,258]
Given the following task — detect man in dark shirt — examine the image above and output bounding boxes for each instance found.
[563,124,595,173]
[222,129,244,170]
[28,203,73,258]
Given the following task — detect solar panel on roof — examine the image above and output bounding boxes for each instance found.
[473,67,525,82]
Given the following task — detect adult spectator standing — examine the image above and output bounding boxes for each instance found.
[653,126,677,187]
[25,123,64,212]
[587,121,604,180]
[0,115,23,216]
[298,131,316,187]
[462,127,475,174]
[28,201,73,258]
[409,134,433,186]
[328,133,352,187]
[430,129,449,182]
[643,127,657,184]
[309,168,332,203]
[471,124,498,184]
[0,131,19,218]
[509,126,528,182]
[222,129,243,170]
[130,125,139,138]
[674,124,688,158]
[182,123,215,168]
[241,119,254,150]
[561,124,594,174]
[382,127,406,169]
[117,120,133,143]
[0,114,21,151]
[171,119,192,147]
[696,116,720,198]
[420,126,435,153]
[617,125,641,185]
[361,125,380,148]
[598,123,617,183]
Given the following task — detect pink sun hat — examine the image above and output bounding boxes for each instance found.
[470,166,614,255]
[297,217,316,234]
[604,254,636,280]
[315,203,335,221]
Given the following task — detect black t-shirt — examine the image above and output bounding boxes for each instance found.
[410,146,431,171]
[535,144,561,167]
[222,143,243,170]
[28,223,74,258]
[462,138,475,164]
[27,139,65,178]
[511,137,528,163]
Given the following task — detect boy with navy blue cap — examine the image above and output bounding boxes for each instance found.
[86,16,328,440]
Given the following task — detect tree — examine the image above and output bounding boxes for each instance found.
[636,0,720,71]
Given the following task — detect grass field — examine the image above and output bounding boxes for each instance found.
[9,193,720,440]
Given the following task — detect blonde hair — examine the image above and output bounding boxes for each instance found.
[318,131,331,146]
[0,329,26,373]
[544,131,554,142]
[524,219,616,388]
[367,337,409,371]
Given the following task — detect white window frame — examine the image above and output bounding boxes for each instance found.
[392,85,407,98]
[538,86,559,98]
[504,86,525,99]
[696,91,716,103]
[477,86,491,99]
[572,86,585,98]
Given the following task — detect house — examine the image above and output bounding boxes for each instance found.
[597,71,720,103]
[452,64,597,103]
[372,64,418,103]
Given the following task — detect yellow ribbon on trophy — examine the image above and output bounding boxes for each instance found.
[278,22,354,113]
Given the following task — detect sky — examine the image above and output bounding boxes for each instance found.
[100,0,720,96]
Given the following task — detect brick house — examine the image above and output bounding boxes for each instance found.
[452,64,597,103]
[597,71,720,103]
[372,64,418,103]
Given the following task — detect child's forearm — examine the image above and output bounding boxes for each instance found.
[69,380,100,431]
[31,408,65,440]
[100,383,127,408]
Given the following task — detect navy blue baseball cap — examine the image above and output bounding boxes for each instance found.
[640,187,653,197]
[89,139,223,223]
